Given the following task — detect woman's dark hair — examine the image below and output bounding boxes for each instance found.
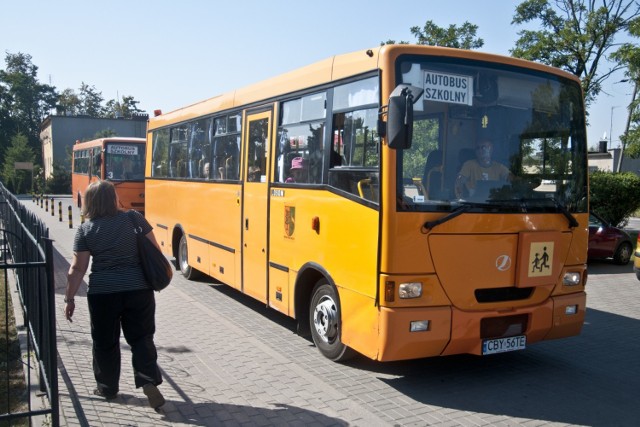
[82,180,119,219]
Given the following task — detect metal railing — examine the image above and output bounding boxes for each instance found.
[0,182,58,426]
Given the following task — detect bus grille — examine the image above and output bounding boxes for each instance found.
[481,314,529,339]
[474,287,533,303]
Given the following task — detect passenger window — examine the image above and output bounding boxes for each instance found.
[151,128,169,178]
[212,114,241,181]
[169,125,188,178]
[188,119,211,179]
[277,92,326,184]
[329,107,380,203]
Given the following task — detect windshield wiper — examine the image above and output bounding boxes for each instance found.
[512,197,579,228]
[423,204,472,231]
[549,197,579,228]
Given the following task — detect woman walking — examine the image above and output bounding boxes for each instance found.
[64,180,166,409]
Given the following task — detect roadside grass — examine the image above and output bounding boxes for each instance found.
[0,274,28,426]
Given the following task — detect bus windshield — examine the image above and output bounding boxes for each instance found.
[396,56,588,214]
[105,142,145,181]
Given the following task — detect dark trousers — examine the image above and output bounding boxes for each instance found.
[87,289,162,394]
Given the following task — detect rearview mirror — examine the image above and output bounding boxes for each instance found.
[387,85,423,150]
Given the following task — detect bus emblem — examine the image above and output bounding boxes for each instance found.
[496,255,511,271]
[284,206,295,238]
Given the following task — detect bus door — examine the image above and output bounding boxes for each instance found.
[241,110,271,302]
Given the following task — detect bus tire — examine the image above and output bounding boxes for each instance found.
[309,279,354,362]
[178,234,201,280]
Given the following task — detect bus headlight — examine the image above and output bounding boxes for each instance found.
[399,282,422,299]
[563,272,581,286]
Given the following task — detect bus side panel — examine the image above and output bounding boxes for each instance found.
[269,189,380,355]
[209,244,237,289]
[153,225,169,253]
[268,266,290,315]
[112,182,145,213]
[145,179,242,288]
[71,173,94,207]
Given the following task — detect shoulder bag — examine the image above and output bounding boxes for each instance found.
[126,211,173,291]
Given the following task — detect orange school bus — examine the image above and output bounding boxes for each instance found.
[145,45,588,361]
[72,137,146,214]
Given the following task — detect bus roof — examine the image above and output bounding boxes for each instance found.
[148,44,581,130]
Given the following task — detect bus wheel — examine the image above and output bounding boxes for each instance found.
[178,234,200,280]
[309,280,354,362]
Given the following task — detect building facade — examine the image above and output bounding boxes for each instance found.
[39,114,148,178]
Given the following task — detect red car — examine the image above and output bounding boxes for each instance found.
[588,211,633,264]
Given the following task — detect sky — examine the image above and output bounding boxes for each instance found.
[1,0,635,149]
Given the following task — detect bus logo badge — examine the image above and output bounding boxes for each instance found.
[496,255,511,271]
[284,206,295,238]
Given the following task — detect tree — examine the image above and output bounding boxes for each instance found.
[44,162,71,194]
[57,88,81,116]
[0,52,57,163]
[511,0,640,108]
[382,20,484,49]
[105,94,143,119]
[1,133,35,194]
[78,82,105,117]
[589,170,640,226]
[611,17,640,162]
[410,21,484,49]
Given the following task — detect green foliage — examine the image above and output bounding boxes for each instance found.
[404,118,439,179]
[105,95,144,119]
[410,21,484,49]
[1,133,35,194]
[44,163,71,194]
[612,18,640,159]
[381,20,484,49]
[510,0,640,108]
[589,170,640,227]
[0,52,57,163]
[78,82,105,117]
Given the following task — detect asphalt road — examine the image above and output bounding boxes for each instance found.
[24,195,640,426]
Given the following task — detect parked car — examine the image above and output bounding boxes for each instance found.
[588,211,633,265]
[633,234,640,280]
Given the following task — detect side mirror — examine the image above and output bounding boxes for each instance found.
[387,85,423,150]
[94,153,102,169]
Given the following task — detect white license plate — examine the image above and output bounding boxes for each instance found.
[482,335,526,355]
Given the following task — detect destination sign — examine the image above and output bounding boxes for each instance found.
[423,71,473,106]
[107,144,138,155]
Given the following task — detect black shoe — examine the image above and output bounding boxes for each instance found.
[93,388,118,400]
[143,383,165,409]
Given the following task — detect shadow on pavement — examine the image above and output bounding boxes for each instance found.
[341,307,639,426]
[587,258,636,275]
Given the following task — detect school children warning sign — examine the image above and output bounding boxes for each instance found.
[423,70,473,106]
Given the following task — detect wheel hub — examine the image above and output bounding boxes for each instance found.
[313,296,338,343]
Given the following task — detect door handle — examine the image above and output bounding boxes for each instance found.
[245,218,249,230]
